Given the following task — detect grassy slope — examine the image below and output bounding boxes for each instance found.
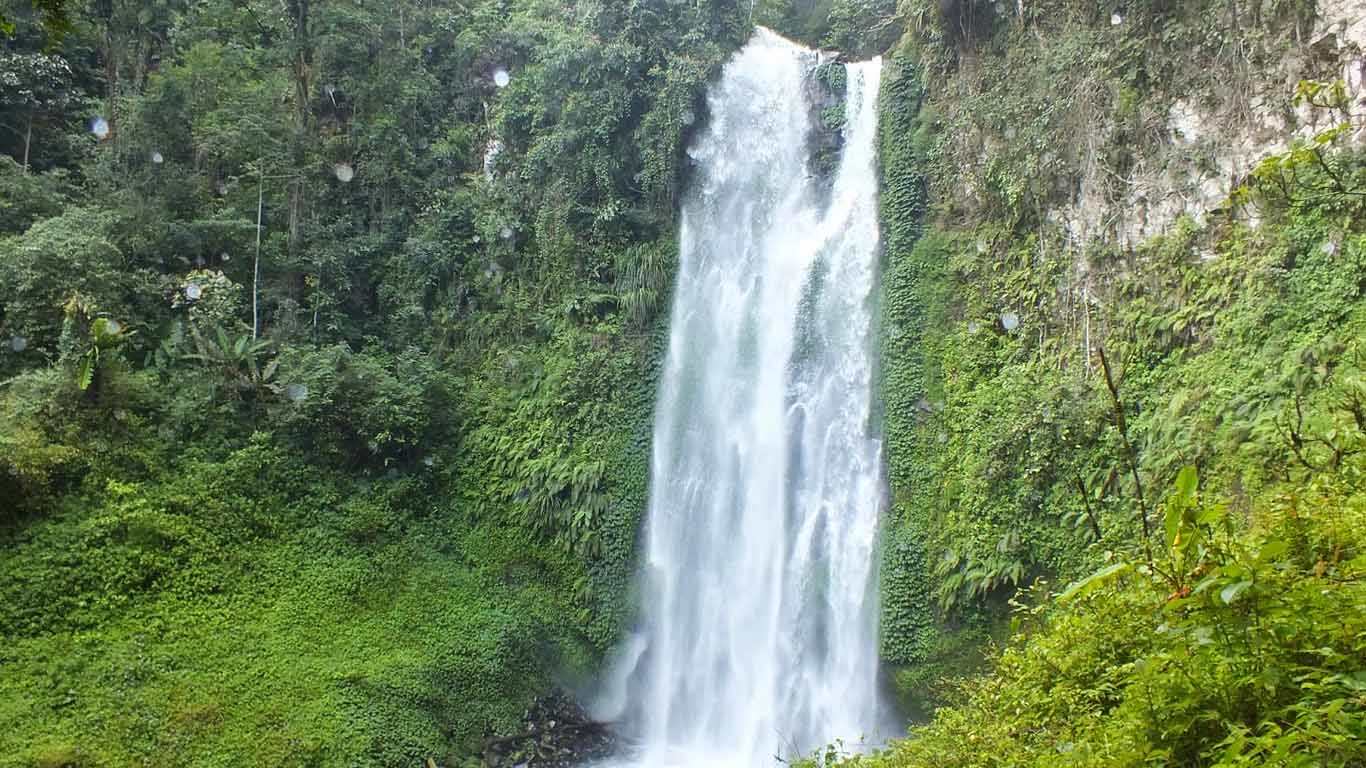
[0,427,592,767]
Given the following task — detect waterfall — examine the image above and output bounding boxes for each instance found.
[599,29,886,766]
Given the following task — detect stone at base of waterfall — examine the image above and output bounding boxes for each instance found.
[482,690,615,767]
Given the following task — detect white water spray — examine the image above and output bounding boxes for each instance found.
[599,30,886,766]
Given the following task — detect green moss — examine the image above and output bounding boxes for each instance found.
[814,62,847,96]
[874,54,939,666]
[25,745,83,768]
[870,6,1366,748]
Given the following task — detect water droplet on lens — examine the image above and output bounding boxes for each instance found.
[493,68,510,88]
[333,163,355,183]
[286,383,309,402]
[10,336,27,352]
[185,282,203,301]
[90,117,110,139]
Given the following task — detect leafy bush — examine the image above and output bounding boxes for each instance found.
[838,458,1366,768]
[0,158,67,234]
[0,208,141,359]
[271,344,456,470]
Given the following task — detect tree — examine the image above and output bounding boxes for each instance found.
[0,207,133,354]
[0,51,73,171]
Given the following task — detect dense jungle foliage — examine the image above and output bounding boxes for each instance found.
[0,0,758,764]
[2,0,1363,766]
[859,0,1366,765]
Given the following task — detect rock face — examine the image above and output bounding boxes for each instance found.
[480,692,613,768]
[1053,2,1366,248]
[807,57,850,199]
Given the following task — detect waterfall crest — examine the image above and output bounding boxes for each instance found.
[601,29,886,766]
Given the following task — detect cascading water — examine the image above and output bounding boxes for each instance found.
[597,29,886,766]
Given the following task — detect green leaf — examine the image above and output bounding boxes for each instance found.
[1195,503,1223,527]
[1058,562,1131,604]
[76,354,94,391]
[1255,539,1289,565]
[1191,574,1221,596]
[1174,465,1198,503]
[1219,580,1252,605]
[1165,465,1199,550]
[1164,503,1182,552]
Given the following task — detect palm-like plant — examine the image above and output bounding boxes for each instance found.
[186,326,277,396]
[615,242,673,330]
[74,316,130,392]
[61,294,132,395]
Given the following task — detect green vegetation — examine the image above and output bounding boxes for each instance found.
[845,463,1365,766]
[753,0,900,56]
[4,0,1364,765]
[1,0,746,764]
[863,0,1366,764]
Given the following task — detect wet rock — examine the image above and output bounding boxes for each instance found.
[482,690,614,767]
[806,58,848,198]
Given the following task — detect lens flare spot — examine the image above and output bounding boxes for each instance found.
[286,383,309,403]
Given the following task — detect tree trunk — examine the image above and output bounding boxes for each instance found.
[22,113,31,173]
[287,0,312,255]
[253,167,264,340]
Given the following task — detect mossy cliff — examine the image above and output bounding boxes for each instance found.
[860,1,1366,764]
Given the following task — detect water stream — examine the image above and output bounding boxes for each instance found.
[597,29,887,766]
